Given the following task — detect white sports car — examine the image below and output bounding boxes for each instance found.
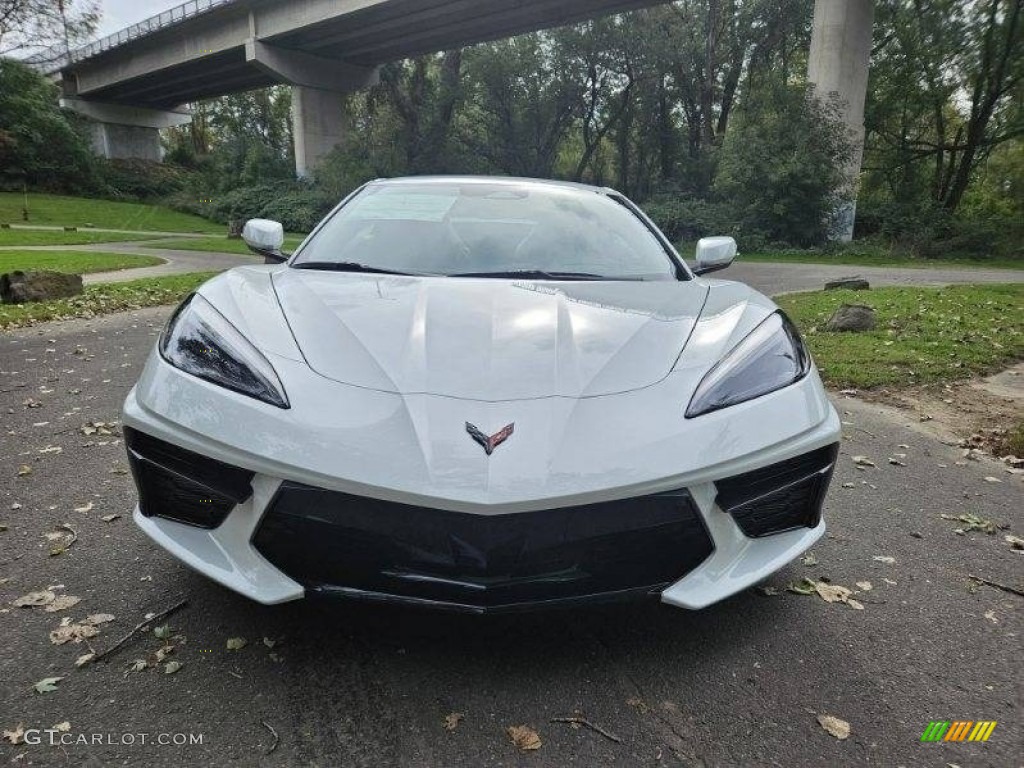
[123,177,840,613]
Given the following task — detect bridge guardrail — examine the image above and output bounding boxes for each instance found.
[23,0,235,74]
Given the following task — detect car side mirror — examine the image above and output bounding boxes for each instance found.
[242,219,288,264]
[694,236,737,276]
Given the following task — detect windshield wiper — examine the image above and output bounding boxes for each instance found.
[292,261,425,277]
[452,270,621,281]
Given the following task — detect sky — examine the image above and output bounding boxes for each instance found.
[93,0,185,39]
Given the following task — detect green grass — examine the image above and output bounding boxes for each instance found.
[677,240,1024,271]
[144,234,307,255]
[0,250,163,275]
[0,229,166,246]
[1003,421,1024,457]
[0,273,217,330]
[0,193,223,233]
[778,284,1024,389]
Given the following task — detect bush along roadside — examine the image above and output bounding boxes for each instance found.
[0,273,216,330]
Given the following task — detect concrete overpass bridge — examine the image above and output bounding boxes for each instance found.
[51,0,873,236]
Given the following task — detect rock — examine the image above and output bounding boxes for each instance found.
[825,277,870,291]
[824,304,876,332]
[0,271,84,304]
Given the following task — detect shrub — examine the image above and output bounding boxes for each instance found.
[98,159,195,200]
[644,197,739,243]
[166,182,335,232]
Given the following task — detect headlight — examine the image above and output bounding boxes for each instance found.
[160,294,289,409]
[686,312,809,418]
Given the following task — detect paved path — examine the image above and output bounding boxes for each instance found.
[726,260,1024,295]
[0,307,1019,767]
[0,241,262,283]
[6,235,1022,293]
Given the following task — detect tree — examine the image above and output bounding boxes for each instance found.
[0,0,99,62]
[864,0,1023,213]
[457,34,583,178]
[715,82,853,246]
[0,59,96,192]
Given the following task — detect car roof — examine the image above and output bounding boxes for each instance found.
[369,175,616,196]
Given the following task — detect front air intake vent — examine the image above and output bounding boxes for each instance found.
[715,444,839,538]
[124,428,254,530]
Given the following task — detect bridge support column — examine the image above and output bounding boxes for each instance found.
[292,87,348,178]
[89,124,163,161]
[59,98,192,162]
[807,0,874,242]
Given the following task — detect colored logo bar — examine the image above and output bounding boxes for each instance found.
[921,721,997,742]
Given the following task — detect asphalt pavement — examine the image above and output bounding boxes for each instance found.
[0,307,1021,768]
[4,235,1023,292]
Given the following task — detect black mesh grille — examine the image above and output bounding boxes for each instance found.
[715,444,839,538]
[125,428,254,530]
[253,484,714,612]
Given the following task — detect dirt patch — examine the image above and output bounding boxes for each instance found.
[844,362,1024,469]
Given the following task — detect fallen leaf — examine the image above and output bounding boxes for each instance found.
[52,722,70,733]
[100,514,121,523]
[817,714,850,740]
[13,589,55,608]
[626,697,649,714]
[855,581,873,592]
[262,637,277,649]
[82,613,114,626]
[787,578,817,596]
[126,659,148,676]
[873,556,896,564]
[73,502,94,513]
[443,713,464,731]
[16,464,32,477]
[940,513,1001,535]
[841,482,855,489]
[2,725,25,745]
[815,582,853,604]
[802,554,818,567]
[983,610,998,624]
[227,637,248,651]
[34,676,63,694]
[983,476,1001,484]
[852,455,876,468]
[49,621,99,645]
[164,660,183,675]
[1004,535,1024,552]
[44,595,81,613]
[153,625,171,640]
[75,653,95,668]
[847,598,865,610]
[888,457,907,467]
[758,585,780,596]
[507,725,542,751]
[10,502,22,510]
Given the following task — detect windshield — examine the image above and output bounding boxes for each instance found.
[292,181,680,281]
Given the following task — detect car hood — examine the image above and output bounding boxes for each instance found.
[270,270,710,401]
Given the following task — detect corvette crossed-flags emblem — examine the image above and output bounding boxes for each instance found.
[465,422,515,456]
